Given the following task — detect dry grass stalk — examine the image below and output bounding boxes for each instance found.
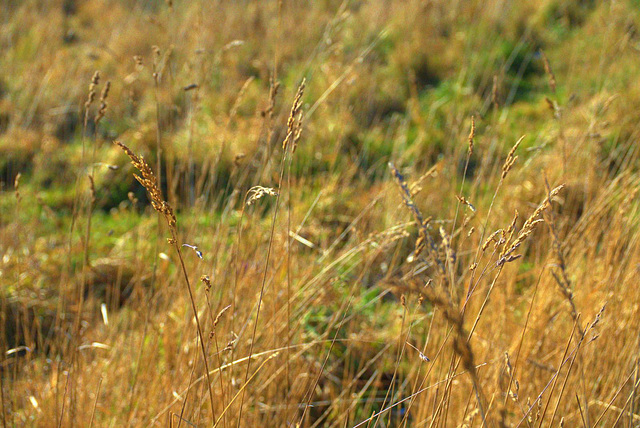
[540,50,557,93]
[213,305,231,328]
[409,162,440,197]
[114,141,176,229]
[263,76,280,120]
[405,341,430,362]
[246,186,278,206]
[389,162,443,272]
[114,140,216,420]
[493,210,519,262]
[468,115,475,156]
[14,172,21,202]
[439,226,456,267]
[282,79,306,153]
[541,177,585,337]
[497,184,564,266]
[151,45,161,81]
[501,136,524,180]
[84,71,100,126]
[239,78,308,425]
[460,408,479,428]
[589,304,605,331]
[200,275,212,292]
[422,284,488,425]
[87,175,96,207]
[228,77,254,122]
[456,195,476,212]
[504,352,519,402]
[482,229,503,251]
[545,97,560,118]
[94,81,110,124]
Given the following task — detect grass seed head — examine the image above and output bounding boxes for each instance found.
[283,79,306,153]
[95,80,111,124]
[114,141,176,229]
[246,186,278,206]
[501,136,524,180]
[200,275,212,292]
[85,71,100,111]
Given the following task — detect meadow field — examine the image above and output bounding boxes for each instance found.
[1,0,640,426]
